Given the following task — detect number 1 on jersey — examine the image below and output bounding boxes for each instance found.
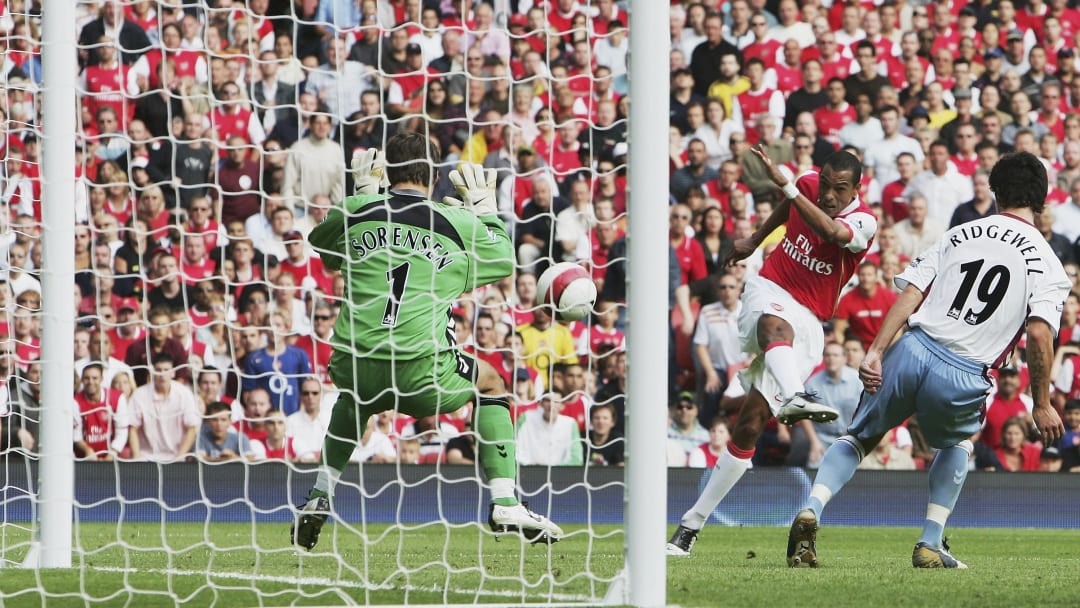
[382,262,411,327]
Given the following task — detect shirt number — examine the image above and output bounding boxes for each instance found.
[947,260,1010,325]
[381,262,411,327]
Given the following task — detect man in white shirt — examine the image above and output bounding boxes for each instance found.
[839,94,884,154]
[127,353,201,462]
[892,195,945,259]
[693,275,747,422]
[1053,178,1080,244]
[904,141,974,224]
[286,377,331,463]
[863,105,924,186]
[554,179,597,262]
[766,0,814,48]
[516,392,582,466]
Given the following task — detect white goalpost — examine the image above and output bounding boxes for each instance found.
[34,0,77,570]
[13,1,671,605]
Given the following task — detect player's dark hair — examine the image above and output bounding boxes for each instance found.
[206,401,231,416]
[989,151,1047,213]
[385,131,441,187]
[822,150,862,184]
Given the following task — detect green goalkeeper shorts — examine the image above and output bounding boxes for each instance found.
[327,348,477,419]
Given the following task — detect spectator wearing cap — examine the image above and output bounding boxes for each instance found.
[107,297,145,361]
[515,391,583,466]
[975,48,1005,91]
[1003,28,1031,76]
[387,43,444,118]
[667,391,710,461]
[282,112,345,208]
[939,86,978,155]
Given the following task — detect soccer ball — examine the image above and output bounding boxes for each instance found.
[536,262,597,322]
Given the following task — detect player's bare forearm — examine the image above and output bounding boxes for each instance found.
[790,194,854,244]
[1026,318,1056,408]
[867,284,924,357]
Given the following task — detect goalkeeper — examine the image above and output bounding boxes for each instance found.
[292,131,563,550]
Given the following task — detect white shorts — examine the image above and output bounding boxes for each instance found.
[736,277,825,416]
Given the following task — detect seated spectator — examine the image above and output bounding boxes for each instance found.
[891,195,944,260]
[242,310,312,415]
[858,428,917,470]
[516,391,583,466]
[1057,400,1080,472]
[73,361,130,461]
[667,391,710,460]
[286,377,329,463]
[688,417,730,468]
[790,344,863,468]
[583,403,624,466]
[833,261,897,349]
[125,306,191,386]
[128,353,200,462]
[516,306,578,390]
[445,419,477,464]
[397,437,422,464]
[197,400,257,462]
[693,274,746,422]
[350,414,397,463]
[260,409,292,460]
[982,367,1033,450]
[994,416,1043,472]
[236,387,272,450]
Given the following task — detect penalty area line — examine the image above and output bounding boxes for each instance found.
[89,565,598,604]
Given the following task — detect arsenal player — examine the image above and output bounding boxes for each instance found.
[668,146,877,556]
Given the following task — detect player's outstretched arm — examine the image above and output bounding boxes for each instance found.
[749,144,856,245]
[1026,318,1066,444]
[860,284,925,393]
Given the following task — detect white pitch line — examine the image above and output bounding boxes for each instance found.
[89,565,599,604]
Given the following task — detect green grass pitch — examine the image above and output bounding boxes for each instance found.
[0,523,1077,607]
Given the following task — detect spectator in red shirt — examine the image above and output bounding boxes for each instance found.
[813,78,856,150]
[880,151,919,225]
[669,203,707,286]
[832,261,897,349]
[994,416,1043,472]
[982,368,1034,451]
[294,300,337,386]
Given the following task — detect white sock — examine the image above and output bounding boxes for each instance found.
[764,343,804,401]
[313,467,342,497]
[681,445,753,530]
[489,477,516,502]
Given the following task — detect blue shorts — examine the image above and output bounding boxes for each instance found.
[847,328,993,450]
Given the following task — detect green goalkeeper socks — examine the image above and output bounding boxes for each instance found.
[475,396,518,506]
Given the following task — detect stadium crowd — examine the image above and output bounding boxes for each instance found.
[0,0,1079,473]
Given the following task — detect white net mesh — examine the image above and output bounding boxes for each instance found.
[1,1,631,604]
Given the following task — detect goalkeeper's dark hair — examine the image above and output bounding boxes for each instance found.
[989,151,1047,213]
[386,130,441,187]
[822,150,863,184]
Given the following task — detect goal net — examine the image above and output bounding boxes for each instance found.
[0,0,643,605]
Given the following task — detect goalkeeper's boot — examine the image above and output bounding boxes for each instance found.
[786,509,819,568]
[291,494,331,551]
[488,502,564,544]
[777,391,840,425]
[665,525,699,557]
[912,539,968,569]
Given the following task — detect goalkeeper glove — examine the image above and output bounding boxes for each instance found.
[444,163,498,217]
[351,148,387,195]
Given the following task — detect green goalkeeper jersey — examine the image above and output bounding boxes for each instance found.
[308,190,514,360]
